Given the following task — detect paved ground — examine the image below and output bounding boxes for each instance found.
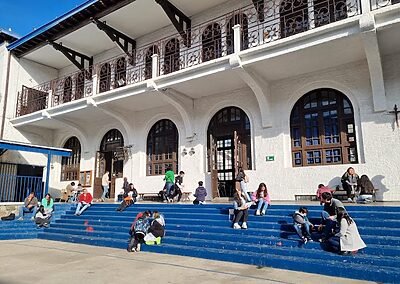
[0,240,371,284]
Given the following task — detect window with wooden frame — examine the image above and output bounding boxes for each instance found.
[61,137,81,181]
[147,119,178,176]
[290,88,358,167]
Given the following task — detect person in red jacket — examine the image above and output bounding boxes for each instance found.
[74,188,93,216]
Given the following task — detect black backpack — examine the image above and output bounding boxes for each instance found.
[1,213,15,221]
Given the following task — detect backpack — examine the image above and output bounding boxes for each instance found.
[134,217,151,235]
[1,213,15,221]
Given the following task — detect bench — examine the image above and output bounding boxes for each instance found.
[138,192,160,201]
[294,194,318,201]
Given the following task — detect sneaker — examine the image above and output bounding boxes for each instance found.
[255,210,260,216]
[136,243,141,252]
[302,237,308,244]
[347,198,353,202]
[17,217,23,221]
[233,223,241,229]
[261,210,266,216]
[241,222,248,229]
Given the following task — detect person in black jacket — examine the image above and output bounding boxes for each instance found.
[170,171,185,202]
[145,211,166,245]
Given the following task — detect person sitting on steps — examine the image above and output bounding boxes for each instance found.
[41,193,54,217]
[127,210,152,252]
[356,175,374,204]
[293,207,314,244]
[193,181,207,205]
[144,211,166,245]
[326,207,366,255]
[341,167,359,203]
[116,183,137,212]
[34,205,51,228]
[235,167,251,202]
[232,186,251,229]
[251,182,270,216]
[74,188,93,216]
[18,191,38,220]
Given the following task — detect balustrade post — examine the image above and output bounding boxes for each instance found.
[233,24,242,54]
[152,54,159,78]
[48,90,53,108]
[92,73,98,96]
[361,0,372,13]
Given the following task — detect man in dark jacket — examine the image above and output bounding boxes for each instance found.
[18,192,39,220]
[319,192,347,242]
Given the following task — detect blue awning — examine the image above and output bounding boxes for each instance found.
[0,139,72,157]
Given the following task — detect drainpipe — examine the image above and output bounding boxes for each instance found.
[0,47,12,139]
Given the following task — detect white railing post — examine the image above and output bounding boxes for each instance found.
[361,0,372,13]
[233,24,242,54]
[92,73,98,96]
[152,54,159,78]
[48,90,53,108]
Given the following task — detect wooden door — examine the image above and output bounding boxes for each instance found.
[93,151,106,199]
[208,134,219,198]
[233,131,248,190]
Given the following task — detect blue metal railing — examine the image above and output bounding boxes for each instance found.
[0,174,43,202]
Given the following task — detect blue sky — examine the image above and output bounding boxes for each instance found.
[0,0,86,37]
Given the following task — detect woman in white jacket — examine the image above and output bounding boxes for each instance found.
[327,208,366,255]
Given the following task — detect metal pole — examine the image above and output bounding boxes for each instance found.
[45,153,52,195]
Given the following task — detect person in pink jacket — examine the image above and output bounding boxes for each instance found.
[251,183,271,216]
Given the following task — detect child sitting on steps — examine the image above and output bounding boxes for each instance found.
[293,207,314,243]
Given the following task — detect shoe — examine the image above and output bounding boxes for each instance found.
[136,243,141,252]
[347,198,353,202]
[307,238,313,242]
[233,223,241,229]
[302,237,308,244]
[241,222,248,229]
[255,210,260,216]
[261,210,266,215]
[18,217,23,221]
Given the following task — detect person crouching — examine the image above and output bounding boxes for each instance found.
[127,210,151,252]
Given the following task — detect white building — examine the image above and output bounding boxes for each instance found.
[0,0,399,201]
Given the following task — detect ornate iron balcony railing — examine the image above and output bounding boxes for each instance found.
[16,0,363,117]
[370,0,400,10]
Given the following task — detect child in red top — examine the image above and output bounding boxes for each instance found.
[316,184,335,205]
[74,188,93,216]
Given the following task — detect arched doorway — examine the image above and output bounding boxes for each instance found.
[94,129,124,199]
[207,107,251,198]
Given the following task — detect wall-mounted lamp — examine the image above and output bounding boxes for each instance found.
[189,147,195,156]
[182,148,188,156]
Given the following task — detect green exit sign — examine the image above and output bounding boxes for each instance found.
[266,155,275,162]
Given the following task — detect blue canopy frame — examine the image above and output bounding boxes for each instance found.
[0,140,72,195]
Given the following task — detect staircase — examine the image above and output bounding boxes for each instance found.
[33,203,400,283]
[0,203,74,240]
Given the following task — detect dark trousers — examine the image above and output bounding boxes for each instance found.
[342,182,353,198]
[233,209,248,224]
[116,199,135,212]
[327,236,341,253]
[171,188,182,202]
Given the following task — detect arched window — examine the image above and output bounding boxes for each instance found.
[99,63,111,93]
[147,119,178,176]
[164,38,180,74]
[63,77,72,103]
[61,137,81,181]
[290,88,358,167]
[115,57,126,88]
[75,71,85,100]
[280,0,308,38]
[202,23,222,62]
[226,14,248,55]
[145,45,159,80]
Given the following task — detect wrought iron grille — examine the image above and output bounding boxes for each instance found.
[370,0,400,10]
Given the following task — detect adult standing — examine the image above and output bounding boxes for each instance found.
[164,167,175,201]
[122,177,130,197]
[171,171,185,202]
[18,192,39,220]
[101,171,110,202]
[341,167,359,202]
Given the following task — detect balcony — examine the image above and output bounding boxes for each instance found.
[15,0,365,117]
[371,0,400,10]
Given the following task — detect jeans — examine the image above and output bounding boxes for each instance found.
[101,186,109,200]
[256,199,269,213]
[165,182,174,197]
[19,206,37,218]
[327,236,341,253]
[75,202,90,215]
[294,222,311,239]
[321,210,337,238]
